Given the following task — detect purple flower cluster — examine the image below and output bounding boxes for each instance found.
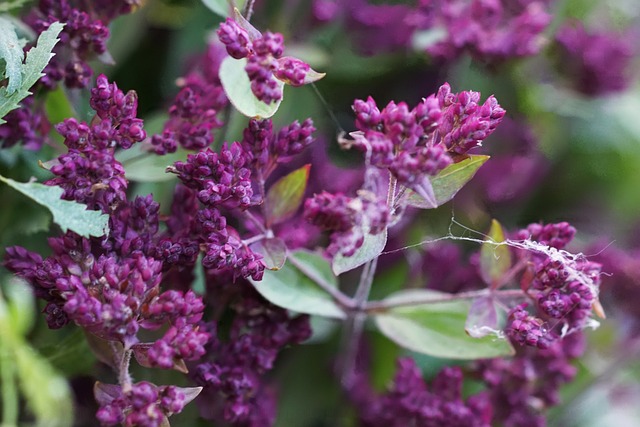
[46,75,146,212]
[504,222,602,347]
[95,381,190,427]
[476,333,585,427]
[242,118,316,176]
[350,83,504,200]
[194,284,311,426]
[555,21,635,96]
[304,190,389,257]
[421,0,552,63]
[173,143,253,210]
[310,0,551,62]
[217,15,321,104]
[29,0,111,89]
[151,43,229,155]
[351,357,492,427]
[0,96,51,150]
[5,232,208,354]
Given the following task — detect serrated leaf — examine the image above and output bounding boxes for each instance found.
[479,219,512,286]
[0,21,63,124]
[219,56,283,119]
[332,227,387,276]
[265,164,310,226]
[0,16,25,94]
[465,296,500,338]
[250,237,287,270]
[0,174,109,238]
[250,250,345,319]
[404,155,490,209]
[374,289,514,359]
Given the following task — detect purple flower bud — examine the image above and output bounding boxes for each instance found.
[217,18,252,59]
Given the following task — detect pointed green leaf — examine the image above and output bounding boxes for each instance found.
[0,21,63,124]
[250,237,287,270]
[0,175,109,238]
[332,227,387,276]
[374,289,514,359]
[250,250,345,319]
[265,164,310,226]
[219,56,283,119]
[479,219,512,286]
[404,155,489,209]
[0,16,25,95]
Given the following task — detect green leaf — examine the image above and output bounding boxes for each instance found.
[219,56,283,119]
[44,86,76,125]
[201,0,231,16]
[332,228,387,276]
[0,175,109,238]
[117,145,186,182]
[479,219,511,286]
[0,286,73,427]
[265,164,310,226]
[4,279,34,336]
[0,16,25,95]
[0,21,63,124]
[465,296,500,339]
[0,0,31,13]
[250,237,287,270]
[14,344,73,426]
[404,155,490,209]
[250,250,345,319]
[374,289,514,359]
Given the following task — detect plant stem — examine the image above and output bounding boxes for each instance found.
[287,255,356,311]
[116,345,133,393]
[363,288,525,313]
[243,0,256,20]
[339,257,379,389]
[243,210,267,234]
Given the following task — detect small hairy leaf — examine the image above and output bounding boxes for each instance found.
[332,227,387,276]
[0,175,109,237]
[0,21,63,124]
[250,250,345,319]
[374,289,514,359]
[219,56,283,118]
[404,155,490,209]
[0,16,25,95]
[479,219,512,286]
[265,164,310,226]
[250,237,287,270]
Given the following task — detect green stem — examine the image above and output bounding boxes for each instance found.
[287,255,356,311]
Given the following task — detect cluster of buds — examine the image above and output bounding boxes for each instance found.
[217,10,324,104]
[349,83,504,203]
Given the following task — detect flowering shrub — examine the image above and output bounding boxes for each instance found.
[0,0,639,426]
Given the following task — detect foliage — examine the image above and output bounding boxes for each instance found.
[0,0,639,426]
